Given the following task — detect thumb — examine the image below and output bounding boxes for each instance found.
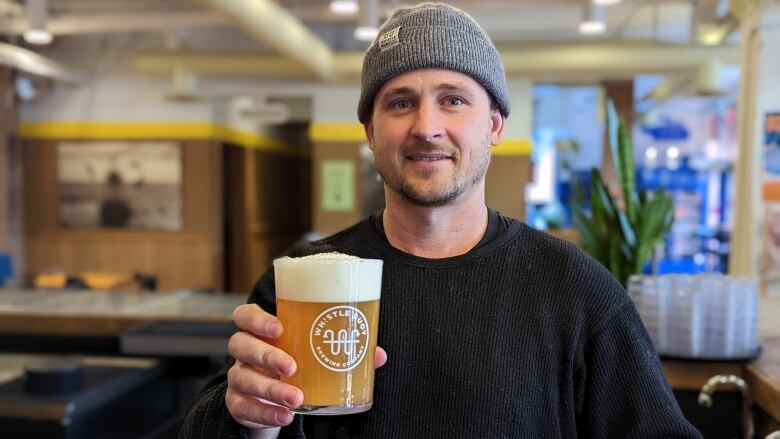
[375,346,387,368]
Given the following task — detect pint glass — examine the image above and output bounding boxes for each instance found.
[273,253,383,415]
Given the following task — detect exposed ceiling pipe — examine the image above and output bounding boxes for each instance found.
[200,0,336,81]
[638,74,690,105]
[693,56,726,95]
[0,0,23,16]
[0,11,230,35]
[135,42,738,82]
[0,42,83,83]
[693,0,739,45]
[635,78,683,119]
[696,17,739,45]
[637,56,729,115]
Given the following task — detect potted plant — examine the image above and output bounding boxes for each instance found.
[572,100,675,286]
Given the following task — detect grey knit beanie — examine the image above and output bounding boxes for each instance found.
[357,2,509,123]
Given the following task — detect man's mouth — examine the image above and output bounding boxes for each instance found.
[406,153,453,162]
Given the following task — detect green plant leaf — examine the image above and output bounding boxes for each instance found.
[616,209,637,248]
[607,100,639,226]
[592,170,617,220]
[569,99,675,284]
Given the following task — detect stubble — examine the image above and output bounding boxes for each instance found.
[374,131,492,207]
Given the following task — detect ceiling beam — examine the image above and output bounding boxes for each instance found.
[134,42,739,82]
[0,11,230,35]
[0,0,23,17]
[0,42,83,82]
[200,0,335,81]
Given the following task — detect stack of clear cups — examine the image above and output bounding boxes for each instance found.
[628,273,760,359]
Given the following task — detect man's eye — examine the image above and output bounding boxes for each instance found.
[391,100,412,109]
[445,96,465,106]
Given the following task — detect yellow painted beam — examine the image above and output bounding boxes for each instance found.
[19,122,308,157]
[19,121,213,139]
[309,123,366,143]
[492,139,533,156]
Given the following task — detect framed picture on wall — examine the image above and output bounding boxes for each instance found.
[57,141,183,231]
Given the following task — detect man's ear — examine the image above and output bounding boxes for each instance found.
[364,120,375,151]
[489,110,505,146]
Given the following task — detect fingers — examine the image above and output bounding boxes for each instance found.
[233,304,283,339]
[228,331,297,377]
[226,390,295,427]
[226,360,302,427]
[228,361,303,409]
[226,377,298,427]
[375,346,387,368]
[227,303,300,428]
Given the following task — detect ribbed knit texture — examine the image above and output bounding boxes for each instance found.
[180,214,702,439]
[357,2,510,123]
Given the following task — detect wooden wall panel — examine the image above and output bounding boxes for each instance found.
[22,139,223,292]
[0,66,24,286]
[0,66,12,252]
[485,155,532,221]
[312,142,362,235]
[601,80,635,190]
[225,146,250,293]
[0,66,23,284]
[224,145,310,293]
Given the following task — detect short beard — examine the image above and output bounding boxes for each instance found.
[376,133,492,207]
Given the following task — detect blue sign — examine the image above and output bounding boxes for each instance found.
[766,113,780,176]
[641,117,689,141]
[0,254,12,287]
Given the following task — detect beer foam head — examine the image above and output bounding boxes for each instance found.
[273,253,383,302]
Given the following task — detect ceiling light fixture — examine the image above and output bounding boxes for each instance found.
[592,0,622,6]
[578,2,606,36]
[329,0,359,15]
[354,0,379,42]
[354,26,379,41]
[23,0,52,45]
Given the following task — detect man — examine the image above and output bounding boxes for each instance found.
[180,3,702,438]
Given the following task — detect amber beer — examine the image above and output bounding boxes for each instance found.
[274,253,382,415]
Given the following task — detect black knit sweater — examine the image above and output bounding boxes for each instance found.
[180,213,702,439]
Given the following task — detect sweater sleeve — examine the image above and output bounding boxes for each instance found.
[574,299,703,438]
[179,268,308,439]
[178,373,306,439]
[179,377,248,439]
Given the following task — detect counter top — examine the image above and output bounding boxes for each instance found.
[0,289,245,336]
[0,288,778,419]
[662,295,780,421]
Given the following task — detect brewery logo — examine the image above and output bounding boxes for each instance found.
[310,305,370,372]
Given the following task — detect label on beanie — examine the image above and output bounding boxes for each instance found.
[378,26,401,51]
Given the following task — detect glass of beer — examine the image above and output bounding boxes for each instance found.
[273,252,382,415]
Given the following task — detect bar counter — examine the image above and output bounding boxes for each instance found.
[662,295,780,422]
[0,289,245,337]
[0,289,777,420]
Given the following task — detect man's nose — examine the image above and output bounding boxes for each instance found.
[410,100,443,141]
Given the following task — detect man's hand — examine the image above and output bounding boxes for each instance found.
[225,304,387,430]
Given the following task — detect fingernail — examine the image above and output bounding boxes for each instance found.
[285,389,303,407]
[277,410,293,425]
[266,321,282,337]
[280,358,296,377]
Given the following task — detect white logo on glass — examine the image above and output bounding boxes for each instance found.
[310,305,370,372]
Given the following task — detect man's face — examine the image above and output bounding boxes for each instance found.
[365,69,504,207]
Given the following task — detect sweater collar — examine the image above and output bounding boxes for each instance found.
[362,208,523,267]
